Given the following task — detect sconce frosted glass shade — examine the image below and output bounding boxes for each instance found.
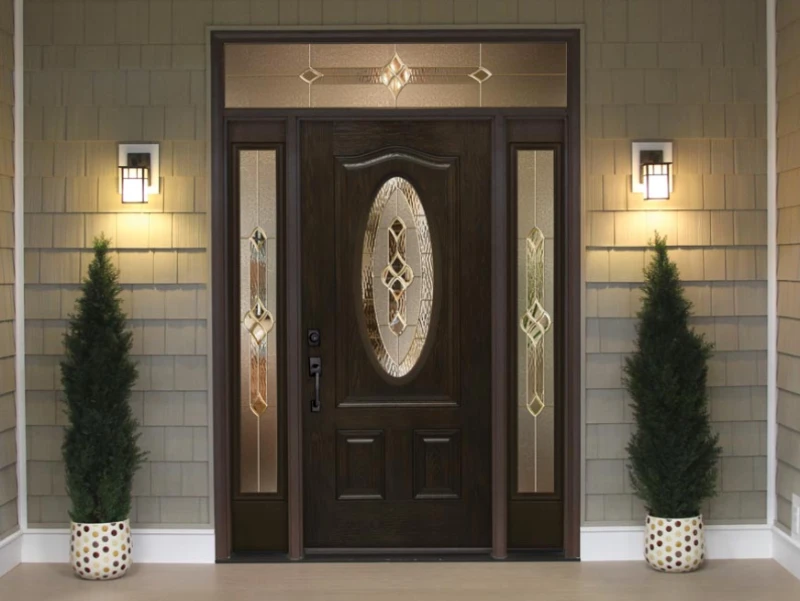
[120,166,149,203]
[641,162,671,201]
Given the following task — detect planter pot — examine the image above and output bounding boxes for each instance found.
[644,515,705,573]
[70,519,132,580]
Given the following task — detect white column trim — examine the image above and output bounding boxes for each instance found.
[13,0,27,533]
[0,530,22,578]
[773,526,800,581]
[766,0,778,527]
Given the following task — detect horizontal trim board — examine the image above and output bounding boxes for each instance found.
[21,529,215,564]
[224,108,569,119]
[580,525,772,562]
[0,531,22,578]
[773,526,800,582]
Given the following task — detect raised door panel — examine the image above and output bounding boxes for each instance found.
[336,430,386,500]
[413,430,462,499]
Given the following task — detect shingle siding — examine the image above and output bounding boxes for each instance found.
[776,0,800,533]
[0,0,16,542]
[22,0,768,527]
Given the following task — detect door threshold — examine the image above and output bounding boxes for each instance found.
[222,548,572,563]
[304,547,491,562]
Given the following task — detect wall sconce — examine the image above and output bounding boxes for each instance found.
[631,141,673,201]
[118,143,160,204]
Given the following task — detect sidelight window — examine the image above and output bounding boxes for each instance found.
[239,149,279,494]
[516,150,556,494]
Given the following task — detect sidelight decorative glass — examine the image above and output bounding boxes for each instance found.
[225,42,567,108]
[239,150,279,494]
[362,177,433,378]
[517,150,556,494]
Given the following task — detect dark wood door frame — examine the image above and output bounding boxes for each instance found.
[211,28,582,562]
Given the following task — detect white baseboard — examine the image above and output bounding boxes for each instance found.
[6,525,793,571]
[773,526,800,581]
[581,524,773,561]
[21,528,215,564]
[0,531,22,578]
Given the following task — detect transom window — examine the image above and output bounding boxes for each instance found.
[224,42,567,108]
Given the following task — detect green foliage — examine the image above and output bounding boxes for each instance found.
[61,236,145,523]
[624,234,721,518]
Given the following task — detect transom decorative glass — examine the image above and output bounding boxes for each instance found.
[362,177,433,378]
[225,42,567,108]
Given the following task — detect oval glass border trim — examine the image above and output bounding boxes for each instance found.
[361,176,434,378]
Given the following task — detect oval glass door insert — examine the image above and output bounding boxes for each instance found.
[362,177,433,378]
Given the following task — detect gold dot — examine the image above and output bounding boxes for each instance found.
[92,532,99,538]
[102,526,109,532]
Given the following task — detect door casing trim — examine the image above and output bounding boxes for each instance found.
[210,28,582,562]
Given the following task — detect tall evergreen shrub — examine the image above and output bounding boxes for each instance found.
[61,236,145,523]
[624,234,721,518]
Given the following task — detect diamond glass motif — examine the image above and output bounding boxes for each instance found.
[520,227,552,419]
[379,53,412,97]
[250,394,268,417]
[299,66,323,84]
[382,217,415,335]
[469,66,493,83]
[243,298,274,347]
[362,177,433,378]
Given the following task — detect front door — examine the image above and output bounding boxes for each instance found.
[301,120,492,549]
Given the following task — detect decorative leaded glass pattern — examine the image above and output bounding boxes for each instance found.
[239,150,278,494]
[362,177,433,378]
[520,227,552,419]
[516,150,556,494]
[382,217,414,335]
[225,42,567,108]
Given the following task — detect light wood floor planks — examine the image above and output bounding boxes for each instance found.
[1,560,799,600]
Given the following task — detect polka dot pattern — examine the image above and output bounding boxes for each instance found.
[70,520,132,581]
[645,515,705,573]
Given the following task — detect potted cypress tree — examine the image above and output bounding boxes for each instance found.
[624,234,721,573]
[61,236,145,580]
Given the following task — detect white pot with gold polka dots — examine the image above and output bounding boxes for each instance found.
[645,515,705,573]
[70,519,132,580]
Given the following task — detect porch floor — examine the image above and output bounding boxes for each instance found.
[1,560,799,600]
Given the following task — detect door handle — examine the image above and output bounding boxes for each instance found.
[309,357,322,413]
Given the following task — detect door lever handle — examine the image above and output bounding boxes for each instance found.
[309,357,322,413]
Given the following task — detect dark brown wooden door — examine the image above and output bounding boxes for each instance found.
[301,120,492,549]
